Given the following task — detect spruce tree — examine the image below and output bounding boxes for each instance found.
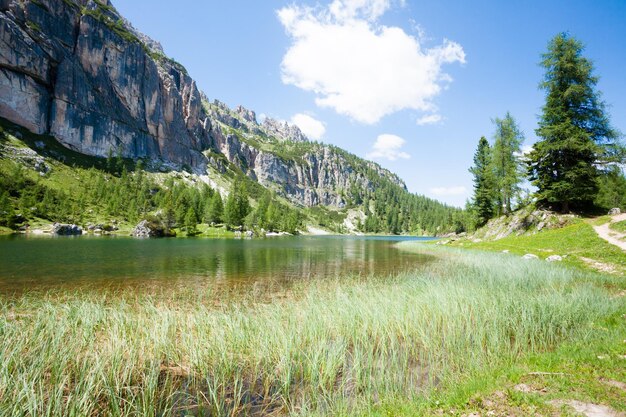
[469,136,495,226]
[205,192,224,224]
[224,178,250,228]
[0,191,13,227]
[528,33,621,212]
[595,166,626,210]
[491,113,524,215]
[184,207,197,235]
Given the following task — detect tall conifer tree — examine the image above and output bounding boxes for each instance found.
[528,33,621,212]
[469,136,495,226]
[491,113,524,215]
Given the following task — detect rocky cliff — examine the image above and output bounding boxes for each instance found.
[206,101,406,207]
[0,0,212,168]
[0,0,406,208]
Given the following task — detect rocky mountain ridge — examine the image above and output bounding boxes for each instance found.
[0,0,409,208]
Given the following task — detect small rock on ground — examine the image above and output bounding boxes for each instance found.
[549,400,625,417]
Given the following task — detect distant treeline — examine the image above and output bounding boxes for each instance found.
[0,154,465,235]
[0,153,302,235]
[0,119,468,236]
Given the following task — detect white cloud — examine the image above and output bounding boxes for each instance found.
[329,0,403,22]
[514,145,533,159]
[277,0,465,124]
[416,114,442,126]
[429,186,467,196]
[290,113,326,139]
[366,134,410,161]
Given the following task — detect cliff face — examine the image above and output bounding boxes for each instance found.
[207,102,406,207]
[0,0,210,168]
[0,0,406,208]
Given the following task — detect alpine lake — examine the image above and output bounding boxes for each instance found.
[0,235,436,295]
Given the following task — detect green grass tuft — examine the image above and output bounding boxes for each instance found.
[610,220,626,233]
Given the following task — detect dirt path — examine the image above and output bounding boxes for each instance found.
[593,213,626,251]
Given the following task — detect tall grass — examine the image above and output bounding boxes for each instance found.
[0,247,618,416]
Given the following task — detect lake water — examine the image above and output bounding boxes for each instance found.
[0,235,435,294]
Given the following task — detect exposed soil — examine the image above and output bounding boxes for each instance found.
[549,399,626,417]
[593,214,626,251]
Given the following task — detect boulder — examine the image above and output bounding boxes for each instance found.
[522,253,539,260]
[51,223,82,235]
[609,208,621,216]
[546,255,563,262]
[131,219,166,237]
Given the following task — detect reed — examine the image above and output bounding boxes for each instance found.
[0,247,617,416]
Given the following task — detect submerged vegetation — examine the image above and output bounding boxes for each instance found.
[0,247,622,416]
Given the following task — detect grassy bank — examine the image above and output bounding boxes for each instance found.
[453,219,626,275]
[1,247,623,416]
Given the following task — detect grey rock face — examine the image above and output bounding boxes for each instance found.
[0,67,49,133]
[262,118,308,143]
[209,123,406,207]
[131,220,154,238]
[51,223,82,235]
[1,0,210,169]
[235,105,256,124]
[0,0,407,209]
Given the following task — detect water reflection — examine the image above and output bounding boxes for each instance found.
[0,235,435,295]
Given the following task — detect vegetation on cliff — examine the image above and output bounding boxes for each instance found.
[0,118,464,236]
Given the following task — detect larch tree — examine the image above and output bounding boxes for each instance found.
[205,192,224,224]
[491,113,524,215]
[528,33,621,212]
[224,178,250,228]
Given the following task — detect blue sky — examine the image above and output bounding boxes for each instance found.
[114,0,626,207]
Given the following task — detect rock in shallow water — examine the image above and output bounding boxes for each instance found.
[51,223,82,235]
[131,219,170,237]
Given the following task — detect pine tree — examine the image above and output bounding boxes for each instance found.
[0,191,13,227]
[469,136,496,226]
[595,166,626,210]
[284,211,300,234]
[254,191,272,229]
[528,33,621,212]
[184,207,197,235]
[224,178,250,228]
[491,113,524,215]
[266,202,279,231]
[205,192,224,224]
